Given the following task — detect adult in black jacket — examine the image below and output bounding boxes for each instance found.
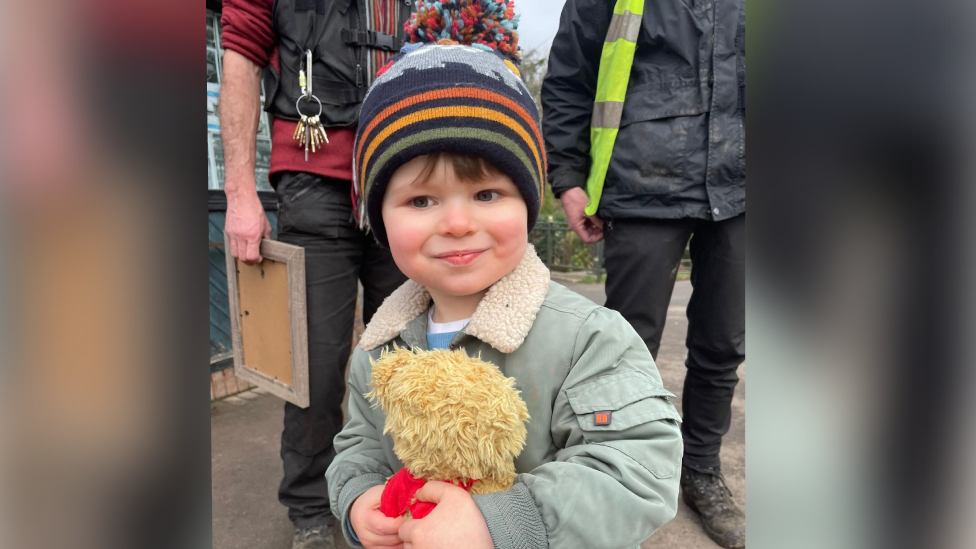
[542,1,745,547]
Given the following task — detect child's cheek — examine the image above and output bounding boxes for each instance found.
[386,224,428,279]
[489,208,529,262]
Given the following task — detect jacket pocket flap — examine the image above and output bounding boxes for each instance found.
[620,78,705,126]
[567,371,680,431]
[567,371,674,413]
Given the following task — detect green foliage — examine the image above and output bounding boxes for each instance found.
[520,47,598,274]
[565,231,595,269]
[539,184,565,223]
[520,47,548,116]
[532,220,597,272]
[519,47,563,223]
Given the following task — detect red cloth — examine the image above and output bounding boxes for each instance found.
[380,468,477,519]
[269,119,355,183]
[220,0,355,184]
[218,0,276,68]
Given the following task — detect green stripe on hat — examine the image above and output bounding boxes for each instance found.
[364,127,540,196]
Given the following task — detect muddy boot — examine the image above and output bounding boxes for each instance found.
[291,525,335,549]
[680,465,746,548]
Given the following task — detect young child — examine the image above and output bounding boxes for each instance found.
[326,2,682,548]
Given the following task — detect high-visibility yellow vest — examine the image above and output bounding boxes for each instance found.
[585,0,644,216]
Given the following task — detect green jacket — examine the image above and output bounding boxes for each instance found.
[326,246,682,549]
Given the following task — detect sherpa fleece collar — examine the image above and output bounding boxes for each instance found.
[359,245,551,353]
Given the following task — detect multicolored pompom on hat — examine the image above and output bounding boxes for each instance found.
[352,0,545,248]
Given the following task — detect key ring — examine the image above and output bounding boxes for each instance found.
[295,94,323,118]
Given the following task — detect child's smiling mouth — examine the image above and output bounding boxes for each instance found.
[435,249,487,266]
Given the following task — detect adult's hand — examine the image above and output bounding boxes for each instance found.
[350,485,406,549]
[225,186,272,265]
[397,482,493,549]
[559,187,604,243]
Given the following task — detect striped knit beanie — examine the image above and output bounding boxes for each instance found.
[352,0,545,248]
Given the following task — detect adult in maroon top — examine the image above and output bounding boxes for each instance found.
[219,1,408,546]
[220,0,356,187]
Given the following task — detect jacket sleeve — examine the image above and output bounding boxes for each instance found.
[219,0,276,68]
[473,308,683,549]
[326,348,394,548]
[540,0,614,198]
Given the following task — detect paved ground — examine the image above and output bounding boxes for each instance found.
[212,278,745,548]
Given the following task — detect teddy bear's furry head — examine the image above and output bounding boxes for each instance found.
[366,347,529,494]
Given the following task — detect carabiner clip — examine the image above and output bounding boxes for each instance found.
[304,49,313,99]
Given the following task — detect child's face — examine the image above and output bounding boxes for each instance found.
[382,155,528,298]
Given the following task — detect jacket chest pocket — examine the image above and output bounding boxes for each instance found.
[566,370,682,478]
[567,371,680,434]
[609,78,709,190]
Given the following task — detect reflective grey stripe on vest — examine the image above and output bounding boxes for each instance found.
[591,101,624,129]
[605,10,642,43]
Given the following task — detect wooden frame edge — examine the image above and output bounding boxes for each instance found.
[224,234,311,408]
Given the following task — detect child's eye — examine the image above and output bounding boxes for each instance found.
[475,190,500,202]
[411,196,431,208]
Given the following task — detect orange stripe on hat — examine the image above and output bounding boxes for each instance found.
[356,87,546,200]
[360,105,543,195]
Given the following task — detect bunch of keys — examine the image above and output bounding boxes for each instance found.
[293,49,328,161]
[294,114,329,158]
[293,96,328,161]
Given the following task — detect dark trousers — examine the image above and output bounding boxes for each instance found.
[272,172,407,528]
[604,214,745,472]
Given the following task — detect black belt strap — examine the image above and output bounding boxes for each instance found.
[341,29,402,52]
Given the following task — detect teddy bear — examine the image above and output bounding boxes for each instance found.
[366,347,530,519]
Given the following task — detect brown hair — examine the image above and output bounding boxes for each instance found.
[410,152,503,186]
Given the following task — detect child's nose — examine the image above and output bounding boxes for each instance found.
[437,200,477,237]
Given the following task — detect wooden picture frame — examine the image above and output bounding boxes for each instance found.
[225,235,309,407]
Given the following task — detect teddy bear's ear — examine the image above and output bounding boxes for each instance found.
[365,345,412,407]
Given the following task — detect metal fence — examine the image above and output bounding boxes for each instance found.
[529,220,606,279]
[528,220,693,280]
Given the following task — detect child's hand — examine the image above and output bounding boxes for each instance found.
[398,482,493,549]
[350,485,406,549]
